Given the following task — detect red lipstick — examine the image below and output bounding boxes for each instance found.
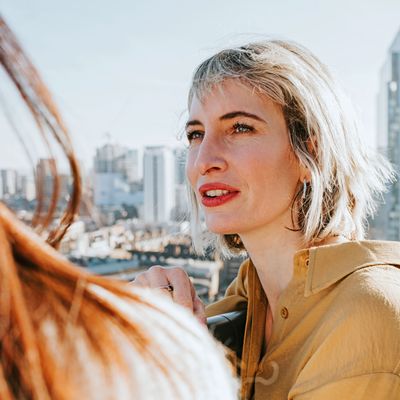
[198,183,240,208]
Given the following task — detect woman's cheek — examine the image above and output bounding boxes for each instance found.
[185,154,196,186]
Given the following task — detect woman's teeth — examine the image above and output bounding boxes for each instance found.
[205,190,230,197]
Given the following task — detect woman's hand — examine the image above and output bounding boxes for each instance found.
[131,266,206,325]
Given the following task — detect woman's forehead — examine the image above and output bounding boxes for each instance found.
[189,79,282,120]
[191,78,252,101]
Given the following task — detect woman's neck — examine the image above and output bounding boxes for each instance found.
[240,226,304,319]
[240,226,347,319]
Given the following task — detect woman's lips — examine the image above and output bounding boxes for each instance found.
[198,183,240,208]
[201,191,239,207]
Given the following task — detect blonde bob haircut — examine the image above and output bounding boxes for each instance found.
[187,40,394,257]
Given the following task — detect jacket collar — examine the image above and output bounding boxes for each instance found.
[301,240,400,297]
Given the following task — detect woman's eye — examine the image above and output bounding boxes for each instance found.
[233,123,254,133]
[186,130,204,143]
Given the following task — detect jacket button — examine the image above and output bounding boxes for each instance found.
[305,257,310,267]
[280,307,289,319]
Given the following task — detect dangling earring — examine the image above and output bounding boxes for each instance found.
[302,180,307,200]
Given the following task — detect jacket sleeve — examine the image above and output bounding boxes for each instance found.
[293,373,400,400]
[205,259,250,318]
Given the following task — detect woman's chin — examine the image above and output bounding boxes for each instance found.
[204,215,244,235]
[206,223,238,236]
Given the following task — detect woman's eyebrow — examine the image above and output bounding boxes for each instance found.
[220,111,266,123]
[185,111,266,129]
[185,119,202,129]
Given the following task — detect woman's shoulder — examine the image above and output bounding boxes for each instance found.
[308,239,400,306]
[317,262,400,371]
[330,240,400,308]
[309,241,400,359]
[298,261,400,389]
[337,262,400,316]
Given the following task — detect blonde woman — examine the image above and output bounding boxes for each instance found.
[133,40,400,399]
[0,16,237,399]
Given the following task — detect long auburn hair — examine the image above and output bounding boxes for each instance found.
[0,16,81,247]
[0,16,236,400]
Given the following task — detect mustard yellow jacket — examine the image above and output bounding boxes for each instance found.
[206,241,400,399]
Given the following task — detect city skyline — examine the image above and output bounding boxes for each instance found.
[0,141,183,177]
[370,28,400,241]
[1,1,400,172]
[0,141,188,226]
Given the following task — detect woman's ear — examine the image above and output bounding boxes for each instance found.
[301,134,317,183]
[299,165,311,184]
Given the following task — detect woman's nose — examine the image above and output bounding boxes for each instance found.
[195,136,228,176]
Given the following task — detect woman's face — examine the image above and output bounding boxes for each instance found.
[186,79,302,237]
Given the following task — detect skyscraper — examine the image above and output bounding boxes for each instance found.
[94,143,124,173]
[173,147,189,220]
[93,144,139,182]
[116,149,139,184]
[93,144,140,207]
[36,158,55,200]
[374,29,400,239]
[20,174,36,201]
[143,146,175,223]
[36,158,71,204]
[1,169,17,197]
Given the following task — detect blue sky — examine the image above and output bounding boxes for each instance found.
[1,0,400,172]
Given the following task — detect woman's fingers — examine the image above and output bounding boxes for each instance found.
[132,265,172,298]
[131,266,198,315]
[189,279,206,325]
[193,295,206,325]
[166,267,195,311]
[146,266,171,289]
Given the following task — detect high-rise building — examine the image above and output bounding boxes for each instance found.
[94,144,139,182]
[116,149,139,184]
[143,146,175,223]
[20,174,36,201]
[173,147,189,220]
[174,147,186,185]
[93,144,140,208]
[373,29,400,239]
[94,143,125,173]
[36,158,71,203]
[36,158,55,200]
[1,169,18,197]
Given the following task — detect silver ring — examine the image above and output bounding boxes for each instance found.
[158,284,174,292]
